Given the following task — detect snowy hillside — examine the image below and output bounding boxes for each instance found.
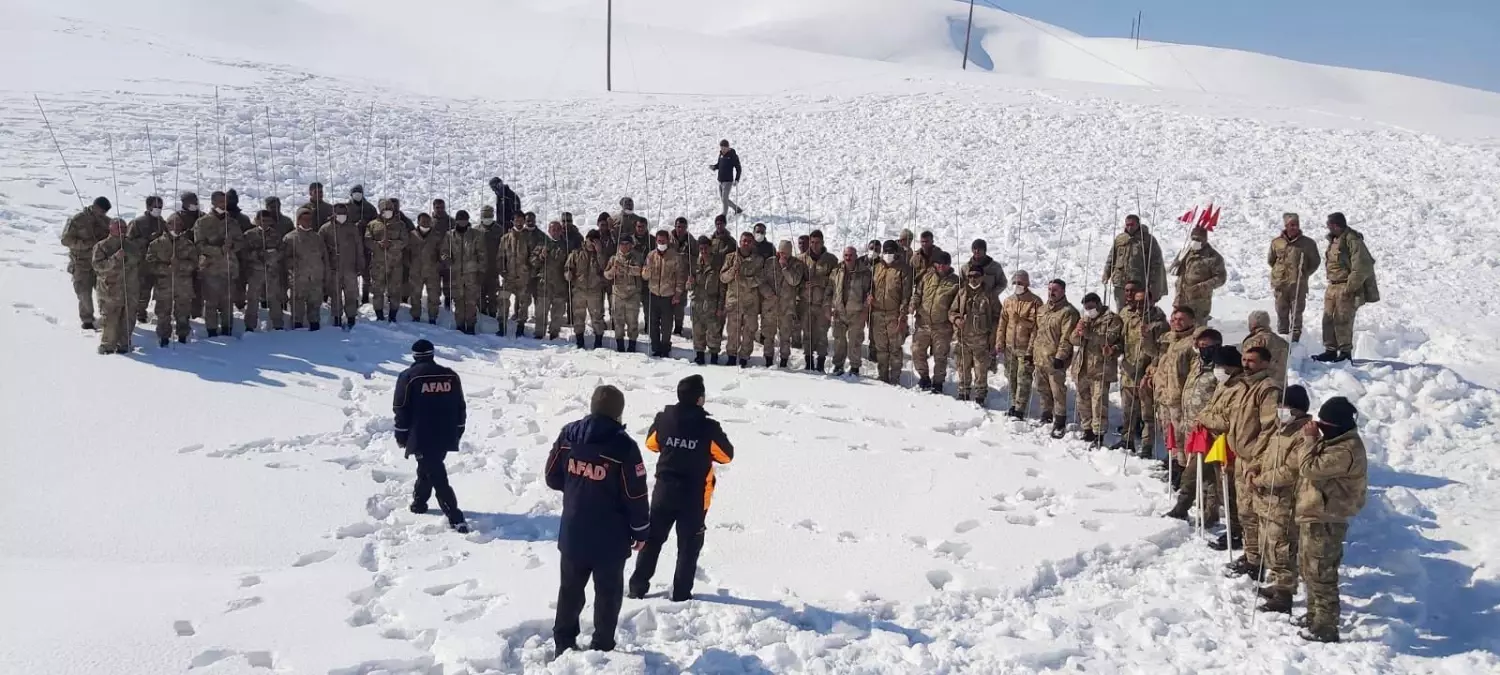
[3,0,1500,673]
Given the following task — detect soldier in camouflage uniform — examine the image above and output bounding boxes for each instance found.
[762,241,807,368]
[996,270,1042,417]
[1314,212,1377,363]
[1115,282,1168,456]
[499,215,545,337]
[146,213,198,346]
[61,197,113,329]
[566,230,609,350]
[1176,327,1224,523]
[870,240,912,384]
[908,230,945,287]
[950,267,1002,403]
[242,210,286,331]
[365,199,408,323]
[90,219,144,354]
[321,202,365,328]
[178,192,205,319]
[671,218,697,336]
[282,209,327,330]
[445,211,486,335]
[479,205,505,319]
[1169,226,1226,325]
[720,232,764,368]
[911,251,959,393]
[798,229,838,372]
[1144,306,1205,505]
[689,235,726,364]
[1069,293,1124,446]
[828,246,872,376]
[1293,396,1367,643]
[1199,346,1282,571]
[1242,310,1290,387]
[1036,280,1082,438]
[605,237,644,351]
[1102,215,1166,311]
[193,191,243,337]
[1248,384,1313,614]
[408,214,445,324]
[533,221,571,340]
[1266,213,1320,342]
[127,196,166,322]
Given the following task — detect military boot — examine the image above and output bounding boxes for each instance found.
[1337,350,1352,362]
[831,364,844,376]
[1049,418,1067,439]
[206,328,220,338]
[159,337,170,348]
[778,356,788,368]
[1299,627,1339,643]
[1209,531,1244,551]
[930,380,945,395]
[136,311,149,324]
[293,322,304,330]
[740,358,750,369]
[1080,430,1099,445]
[81,320,95,330]
[615,339,626,352]
[375,310,386,322]
[575,335,586,349]
[514,323,526,338]
[309,321,321,331]
[710,351,720,365]
[694,351,706,365]
[918,376,932,391]
[1256,586,1278,600]
[1258,593,1293,614]
[1311,349,1340,362]
[593,335,603,350]
[726,355,738,367]
[815,356,826,372]
[627,339,637,352]
[1162,493,1193,520]
[849,366,860,376]
[97,344,113,355]
[1040,412,1054,426]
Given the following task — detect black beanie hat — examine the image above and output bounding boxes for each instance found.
[677,374,706,405]
[1281,385,1310,413]
[590,385,626,421]
[933,251,952,266]
[1213,345,1243,368]
[1318,396,1358,429]
[93,196,112,212]
[411,339,434,357]
[1327,212,1347,228]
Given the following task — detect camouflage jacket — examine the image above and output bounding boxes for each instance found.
[1296,429,1368,524]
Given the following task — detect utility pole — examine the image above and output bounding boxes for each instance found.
[961,0,976,70]
[606,0,614,91]
[1136,11,1144,49]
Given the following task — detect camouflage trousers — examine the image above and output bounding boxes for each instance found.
[1074,378,1110,434]
[136,270,155,320]
[535,290,567,338]
[97,293,132,351]
[692,304,724,353]
[368,263,405,319]
[326,270,360,322]
[1174,293,1213,326]
[409,271,442,321]
[452,274,482,328]
[1322,283,1360,352]
[1231,464,1261,563]
[69,262,98,323]
[804,306,831,357]
[954,340,994,402]
[724,302,760,359]
[503,280,534,326]
[831,312,865,370]
[912,326,953,384]
[153,280,194,342]
[1004,352,1034,413]
[673,295,687,333]
[201,272,233,333]
[481,272,500,316]
[1034,361,1068,420]
[289,275,324,326]
[245,267,286,330]
[1274,283,1309,339]
[870,310,904,384]
[1119,383,1155,449]
[1258,489,1299,596]
[1298,522,1348,634]
[1181,453,1221,520]
[763,308,798,363]
[572,291,606,337]
[612,296,641,341]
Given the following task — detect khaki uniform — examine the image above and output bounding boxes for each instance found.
[319,220,363,323]
[1145,327,1203,459]
[364,219,408,319]
[533,238,570,338]
[761,257,806,363]
[91,235,144,351]
[1241,327,1291,388]
[500,228,545,329]
[1197,369,1281,563]
[227,211,255,309]
[1118,304,1168,448]
[605,252,644,342]
[1170,244,1227,324]
[1322,229,1377,353]
[829,263,872,371]
[1296,429,1368,636]
[445,227,486,329]
[1069,310,1124,434]
[127,213,165,319]
[1179,357,1222,513]
[996,290,1043,412]
[1103,227,1167,309]
[720,251,764,360]
[950,284,1001,402]
[869,261,912,383]
[480,221,505,317]
[798,250,838,359]
[958,256,1006,300]
[1032,299,1081,421]
[407,228,445,321]
[241,226,286,330]
[908,246,945,283]
[671,232,698,333]
[282,227,327,326]
[911,270,960,385]
[1251,414,1316,597]
[146,233,198,342]
[565,247,608,338]
[61,209,110,324]
[1267,234,1320,338]
[193,212,243,333]
[691,255,726,354]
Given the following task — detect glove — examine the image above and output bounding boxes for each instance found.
[1052,357,1065,370]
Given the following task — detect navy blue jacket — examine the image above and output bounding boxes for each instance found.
[490,183,522,229]
[546,414,650,564]
[711,149,742,183]
[645,404,734,511]
[392,356,466,456]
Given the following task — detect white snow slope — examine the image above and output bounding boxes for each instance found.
[2,0,1499,673]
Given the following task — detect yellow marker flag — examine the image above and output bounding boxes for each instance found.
[1204,435,1234,465]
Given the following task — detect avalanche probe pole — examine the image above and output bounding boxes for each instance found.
[108,133,130,352]
[1221,457,1234,566]
[34,96,85,210]
[215,86,233,336]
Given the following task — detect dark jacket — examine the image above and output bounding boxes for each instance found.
[645,404,734,511]
[712,149,742,183]
[392,356,466,456]
[490,183,523,227]
[754,239,776,260]
[546,414,650,563]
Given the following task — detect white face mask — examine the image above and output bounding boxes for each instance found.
[150,207,162,218]
[186,204,199,212]
[351,193,364,202]
[1214,368,1231,383]
[1190,241,1204,251]
[1012,285,1027,294]
[168,228,184,238]
[622,208,634,215]
[755,233,766,242]
[481,217,495,225]
[656,243,668,252]
[881,253,896,264]
[213,206,225,215]
[1084,308,1099,319]
[335,214,348,224]
[419,224,431,232]
[382,210,394,219]
[1276,408,1295,424]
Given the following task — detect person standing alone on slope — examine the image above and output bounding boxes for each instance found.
[393,339,469,533]
[711,140,744,217]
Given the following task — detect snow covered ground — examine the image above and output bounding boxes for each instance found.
[2,0,1499,673]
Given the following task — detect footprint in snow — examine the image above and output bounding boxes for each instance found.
[239,575,261,587]
[1025,467,1042,477]
[423,581,469,596]
[714,522,745,532]
[926,569,954,590]
[1005,513,1039,526]
[176,443,204,454]
[173,620,196,636]
[953,519,980,534]
[837,531,859,543]
[225,596,263,612]
[1079,519,1103,532]
[291,550,336,567]
[933,540,972,560]
[792,519,819,533]
[1086,482,1118,492]
[953,451,971,459]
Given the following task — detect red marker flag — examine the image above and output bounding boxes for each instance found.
[1179,207,1198,224]
[1204,206,1221,231]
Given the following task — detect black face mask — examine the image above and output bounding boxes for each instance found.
[1198,345,1219,364]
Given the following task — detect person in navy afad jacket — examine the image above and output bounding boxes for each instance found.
[711,139,744,217]
[393,339,469,533]
[545,385,649,653]
[628,374,734,602]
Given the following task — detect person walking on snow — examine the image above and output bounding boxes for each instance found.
[393,339,469,533]
[711,139,744,217]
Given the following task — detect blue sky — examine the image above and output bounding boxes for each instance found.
[980,0,1500,93]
